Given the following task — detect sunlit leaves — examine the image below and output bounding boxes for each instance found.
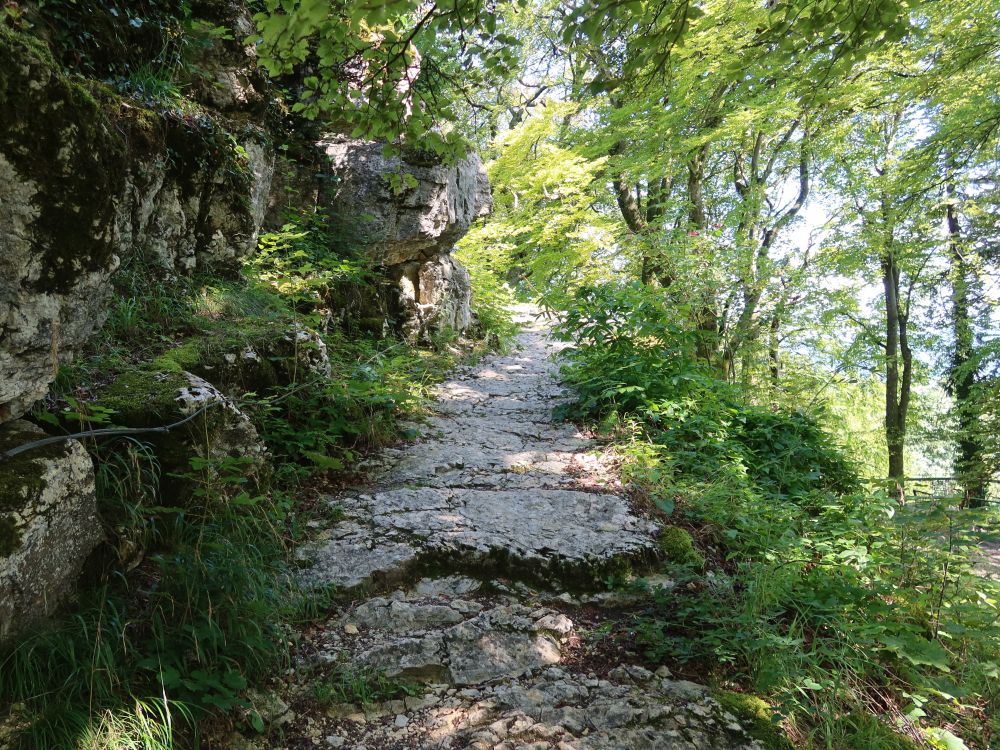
[251,1,521,159]
[460,102,617,295]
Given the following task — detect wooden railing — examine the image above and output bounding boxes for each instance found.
[860,476,999,510]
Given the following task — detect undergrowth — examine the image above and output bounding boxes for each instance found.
[311,667,420,707]
[555,283,1000,750]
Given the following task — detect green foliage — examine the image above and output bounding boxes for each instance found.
[564,0,913,91]
[0,449,300,749]
[556,285,1000,748]
[554,283,709,417]
[455,237,519,349]
[312,667,419,707]
[458,103,617,299]
[246,335,431,479]
[713,691,794,750]
[557,284,857,501]
[250,210,370,326]
[251,0,522,159]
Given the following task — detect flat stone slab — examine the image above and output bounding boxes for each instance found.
[301,486,658,589]
[369,487,656,577]
[310,580,570,686]
[299,522,420,590]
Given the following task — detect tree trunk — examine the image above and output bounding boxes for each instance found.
[882,249,910,490]
[946,182,987,507]
[688,146,719,364]
[768,312,781,386]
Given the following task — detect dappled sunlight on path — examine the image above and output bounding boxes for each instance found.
[260,305,762,750]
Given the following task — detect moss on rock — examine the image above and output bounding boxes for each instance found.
[153,340,206,374]
[97,369,191,428]
[0,424,58,514]
[658,526,705,569]
[149,319,331,396]
[0,422,76,559]
[0,26,128,293]
[714,691,793,750]
[0,516,19,557]
[92,367,268,506]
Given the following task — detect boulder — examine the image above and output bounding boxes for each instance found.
[154,322,331,395]
[0,420,102,641]
[317,137,490,338]
[0,31,274,424]
[96,369,268,498]
[319,137,491,266]
[393,255,473,340]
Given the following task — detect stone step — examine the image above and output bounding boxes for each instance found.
[299,487,659,592]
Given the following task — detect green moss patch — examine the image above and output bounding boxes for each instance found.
[0,516,20,557]
[0,26,128,292]
[152,340,205,373]
[658,526,705,569]
[0,425,58,513]
[714,691,793,750]
[96,369,190,428]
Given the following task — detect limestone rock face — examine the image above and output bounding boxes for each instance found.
[0,33,274,424]
[0,421,103,642]
[319,138,491,266]
[393,255,474,340]
[185,0,268,112]
[113,133,274,274]
[319,137,490,337]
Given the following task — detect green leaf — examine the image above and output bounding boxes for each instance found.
[925,728,969,750]
[303,451,344,470]
[880,635,952,672]
[249,710,265,734]
[654,496,675,515]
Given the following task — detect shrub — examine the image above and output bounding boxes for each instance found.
[553,281,1000,749]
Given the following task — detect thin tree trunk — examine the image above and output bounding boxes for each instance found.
[688,146,719,364]
[882,249,909,489]
[768,312,781,386]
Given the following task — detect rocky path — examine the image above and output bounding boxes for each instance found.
[259,306,761,750]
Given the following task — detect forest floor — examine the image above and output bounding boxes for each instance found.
[234,305,763,749]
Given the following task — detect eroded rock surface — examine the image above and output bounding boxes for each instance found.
[96,369,268,499]
[0,421,102,641]
[320,138,491,266]
[320,136,491,338]
[315,582,564,687]
[272,576,758,750]
[0,31,274,424]
[393,254,474,340]
[300,307,659,590]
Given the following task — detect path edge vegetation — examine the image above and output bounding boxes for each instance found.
[1,0,998,748]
